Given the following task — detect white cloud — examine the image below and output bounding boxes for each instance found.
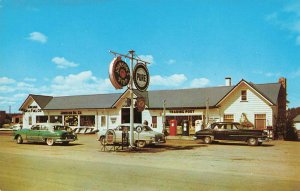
[151,74,187,87]
[24,77,37,82]
[52,57,79,69]
[266,2,300,46]
[138,55,154,64]
[27,32,47,43]
[265,72,281,77]
[190,78,210,87]
[167,59,176,65]
[50,71,113,95]
[0,77,16,84]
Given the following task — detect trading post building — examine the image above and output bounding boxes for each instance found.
[19,78,287,138]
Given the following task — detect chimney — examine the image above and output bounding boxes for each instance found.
[225,77,232,86]
[278,77,287,90]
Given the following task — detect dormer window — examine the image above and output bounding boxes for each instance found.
[241,90,247,101]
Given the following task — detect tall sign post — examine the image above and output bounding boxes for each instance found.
[108,50,150,148]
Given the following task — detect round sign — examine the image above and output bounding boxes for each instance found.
[135,97,145,112]
[109,56,130,89]
[136,126,143,133]
[133,63,149,92]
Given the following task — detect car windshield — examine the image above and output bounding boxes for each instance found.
[53,125,71,131]
[142,125,153,131]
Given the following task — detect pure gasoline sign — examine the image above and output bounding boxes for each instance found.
[133,63,149,92]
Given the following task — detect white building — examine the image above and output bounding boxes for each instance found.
[19,78,287,135]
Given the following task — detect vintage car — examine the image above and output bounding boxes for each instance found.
[97,123,166,148]
[13,123,77,146]
[193,122,269,146]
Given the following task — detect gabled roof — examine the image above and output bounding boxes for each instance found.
[216,80,280,106]
[19,94,53,111]
[19,79,283,111]
[43,93,122,110]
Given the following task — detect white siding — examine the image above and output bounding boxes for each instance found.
[219,84,274,127]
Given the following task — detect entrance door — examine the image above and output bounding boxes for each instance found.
[255,114,266,130]
[121,108,142,124]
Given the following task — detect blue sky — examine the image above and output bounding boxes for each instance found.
[1,0,300,113]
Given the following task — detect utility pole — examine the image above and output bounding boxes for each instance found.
[162,100,166,133]
[128,50,135,148]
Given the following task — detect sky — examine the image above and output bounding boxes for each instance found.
[1,0,300,113]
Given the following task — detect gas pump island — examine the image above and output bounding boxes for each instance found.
[108,50,150,148]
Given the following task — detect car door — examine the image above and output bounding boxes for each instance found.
[226,124,240,141]
[213,124,227,140]
[27,125,40,142]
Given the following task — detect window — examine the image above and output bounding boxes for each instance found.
[255,114,266,130]
[36,116,48,123]
[64,115,78,126]
[101,116,106,127]
[241,90,247,101]
[50,116,62,123]
[152,116,157,128]
[224,114,234,122]
[80,115,95,126]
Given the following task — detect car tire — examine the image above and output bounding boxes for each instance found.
[16,135,23,144]
[137,140,146,148]
[99,136,105,145]
[258,142,262,146]
[203,136,212,144]
[247,138,258,146]
[46,138,54,146]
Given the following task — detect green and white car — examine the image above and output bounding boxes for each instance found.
[97,123,166,148]
[13,123,77,146]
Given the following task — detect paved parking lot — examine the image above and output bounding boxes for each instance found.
[0,131,299,191]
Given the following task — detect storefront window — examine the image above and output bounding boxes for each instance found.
[36,115,48,123]
[80,115,95,126]
[50,116,62,123]
[64,115,78,126]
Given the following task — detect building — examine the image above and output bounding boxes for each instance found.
[19,78,287,135]
[294,115,300,131]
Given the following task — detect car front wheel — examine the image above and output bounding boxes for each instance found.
[46,138,54,146]
[247,138,258,146]
[203,136,212,144]
[16,135,23,144]
[137,140,146,148]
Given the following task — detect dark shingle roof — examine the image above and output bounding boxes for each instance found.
[24,81,282,110]
[30,95,53,109]
[145,86,233,109]
[43,93,122,110]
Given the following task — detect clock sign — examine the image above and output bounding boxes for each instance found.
[109,56,130,89]
[133,63,149,92]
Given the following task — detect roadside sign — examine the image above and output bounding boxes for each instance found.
[109,56,130,89]
[133,63,149,92]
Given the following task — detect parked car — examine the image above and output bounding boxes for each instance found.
[97,123,166,148]
[193,122,269,146]
[13,123,77,146]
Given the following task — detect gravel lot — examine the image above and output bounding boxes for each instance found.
[0,131,299,191]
